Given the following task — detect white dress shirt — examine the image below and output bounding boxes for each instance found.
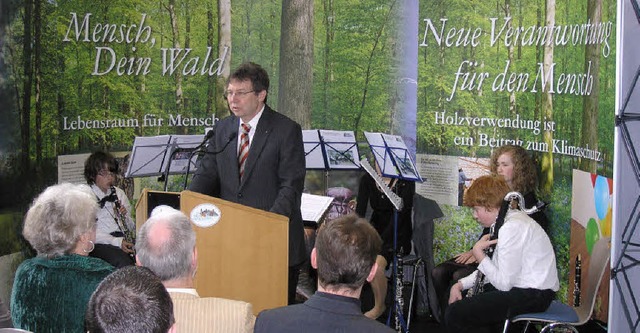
[460,210,559,292]
[92,184,135,247]
[236,106,264,154]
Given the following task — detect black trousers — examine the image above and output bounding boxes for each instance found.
[288,263,303,305]
[90,243,134,268]
[431,258,477,320]
[444,285,555,333]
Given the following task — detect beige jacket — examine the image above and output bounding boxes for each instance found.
[168,289,255,333]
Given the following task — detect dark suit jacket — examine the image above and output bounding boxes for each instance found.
[189,106,306,266]
[254,292,395,333]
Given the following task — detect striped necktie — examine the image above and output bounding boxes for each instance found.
[238,123,251,180]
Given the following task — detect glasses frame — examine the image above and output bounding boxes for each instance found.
[223,90,256,99]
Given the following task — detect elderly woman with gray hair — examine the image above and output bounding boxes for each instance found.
[10,183,114,332]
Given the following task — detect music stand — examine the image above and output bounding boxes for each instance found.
[364,132,422,182]
[125,134,204,190]
[363,132,422,332]
[303,129,361,192]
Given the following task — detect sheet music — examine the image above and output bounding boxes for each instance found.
[364,132,398,178]
[319,130,360,169]
[303,130,325,169]
[360,158,403,211]
[125,134,204,178]
[301,193,335,223]
[364,132,422,181]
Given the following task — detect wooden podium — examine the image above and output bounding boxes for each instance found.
[136,189,289,315]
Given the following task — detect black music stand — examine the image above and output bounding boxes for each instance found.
[125,134,204,190]
[364,132,422,182]
[303,129,361,192]
[363,132,422,332]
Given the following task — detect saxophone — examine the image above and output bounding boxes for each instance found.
[466,192,542,297]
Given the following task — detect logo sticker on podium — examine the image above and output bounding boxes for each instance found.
[190,203,221,228]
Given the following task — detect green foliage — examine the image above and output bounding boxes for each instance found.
[432,205,483,265]
[548,177,573,303]
[0,213,23,256]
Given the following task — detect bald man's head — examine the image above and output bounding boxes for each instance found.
[136,207,196,282]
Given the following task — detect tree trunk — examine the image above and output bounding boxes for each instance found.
[34,0,42,165]
[579,0,602,173]
[353,4,393,134]
[206,1,214,115]
[167,0,184,118]
[505,0,516,115]
[216,0,231,119]
[321,0,334,128]
[20,0,34,170]
[540,0,555,198]
[278,0,313,128]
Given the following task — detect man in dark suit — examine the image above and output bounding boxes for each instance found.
[254,214,394,333]
[189,62,306,304]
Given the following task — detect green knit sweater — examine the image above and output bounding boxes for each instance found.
[10,254,114,333]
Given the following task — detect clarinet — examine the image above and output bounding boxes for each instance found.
[573,254,582,306]
[466,191,540,297]
[394,250,405,331]
[110,186,136,254]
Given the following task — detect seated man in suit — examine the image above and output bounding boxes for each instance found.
[136,205,255,333]
[254,214,394,333]
[85,266,175,333]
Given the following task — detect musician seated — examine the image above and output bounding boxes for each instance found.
[254,214,394,333]
[445,175,558,333]
[85,266,176,333]
[136,206,255,333]
[84,151,135,268]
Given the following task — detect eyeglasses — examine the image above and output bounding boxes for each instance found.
[98,170,116,177]
[223,90,255,99]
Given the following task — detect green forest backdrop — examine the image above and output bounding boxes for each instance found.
[0,0,616,306]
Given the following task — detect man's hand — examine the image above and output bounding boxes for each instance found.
[121,240,135,254]
[448,281,464,304]
[454,250,477,264]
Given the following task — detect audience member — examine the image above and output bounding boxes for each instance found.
[432,145,548,320]
[85,151,136,268]
[445,175,558,333]
[10,183,114,332]
[254,214,394,333]
[136,205,255,333]
[85,266,175,333]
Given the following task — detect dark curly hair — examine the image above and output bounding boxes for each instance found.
[84,151,118,185]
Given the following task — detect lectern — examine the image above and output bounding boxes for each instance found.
[136,189,289,315]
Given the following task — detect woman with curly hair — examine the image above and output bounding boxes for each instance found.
[431,145,549,321]
[11,183,114,332]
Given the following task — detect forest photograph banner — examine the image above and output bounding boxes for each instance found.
[415,0,616,307]
[0,0,617,314]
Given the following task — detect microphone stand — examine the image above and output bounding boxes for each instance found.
[182,131,237,190]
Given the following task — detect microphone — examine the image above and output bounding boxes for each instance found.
[204,131,237,155]
[183,131,237,190]
[194,129,215,151]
